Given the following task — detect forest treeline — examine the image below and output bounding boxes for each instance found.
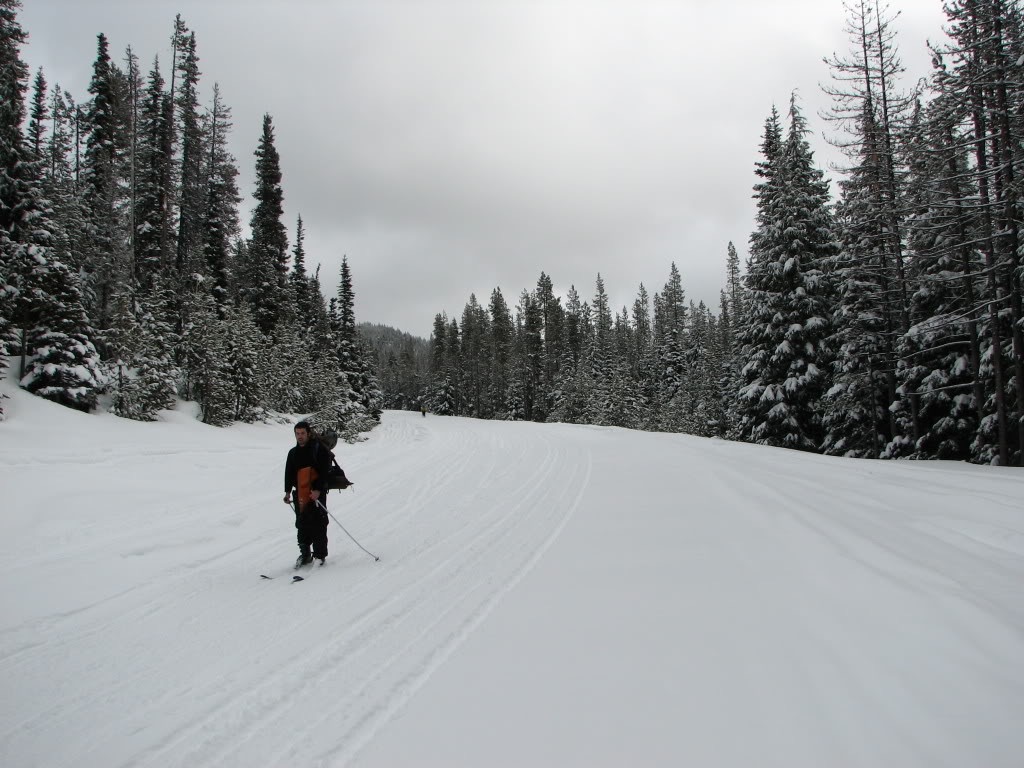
[397,1,1024,466]
[3,0,1023,465]
[0,3,382,439]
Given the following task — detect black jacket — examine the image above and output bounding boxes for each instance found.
[284,440,331,498]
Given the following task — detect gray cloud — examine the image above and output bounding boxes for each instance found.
[22,0,948,337]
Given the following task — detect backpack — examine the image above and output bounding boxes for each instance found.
[312,428,354,490]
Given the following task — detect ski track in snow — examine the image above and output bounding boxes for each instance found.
[679,441,1024,767]
[2,404,1023,767]
[0,412,592,768]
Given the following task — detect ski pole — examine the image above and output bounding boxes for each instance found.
[316,498,380,562]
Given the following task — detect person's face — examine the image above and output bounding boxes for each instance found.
[295,427,309,446]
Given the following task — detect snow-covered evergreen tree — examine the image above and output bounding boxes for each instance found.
[675,301,721,436]
[179,289,231,425]
[819,0,919,458]
[630,283,658,429]
[133,56,173,291]
[652,264,688,426]
[309,368,376,443]
[130,302,177,418]
[105,288,141,415]
[488,287,513,417]
[515,288,543,421]
[548,285,586,424]
[173,29,204,281]
[460,293,491,417]
[289,215,312,325]
[201,83,238,308]
[426,312,457,415]
[921,0,1024,465]
[535,271,563,417]
[223,304,264,422]
[331,257,382,420]
[20,256,103,411]
[1,2,101,412]
[580,274,617,426]
[106,292,176,421]
[242,113,287,336]
[0,0,31,417]
[79,32,128,334]
[734,99,836,451]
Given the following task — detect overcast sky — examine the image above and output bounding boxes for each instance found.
[21,0,948,338]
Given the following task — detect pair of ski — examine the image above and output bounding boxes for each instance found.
[260,561,325,582]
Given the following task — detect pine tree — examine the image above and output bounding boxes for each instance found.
[42,86,82,287]
[515,288,543,420]
[631,283,657,427]
[333,256,383,419]
[548,306,591,425]
[925,0,1024,464]
[884,94,985,460]
[243,113,287,335]
[201,82,239,307]
[106,290,177,421]
[488,287,513,417]
[719,243,748,437]
[174,30,204,281]
[336,255,357,367]
[678,301,723,436]
[130,301,178,418]
[823,159,903,457]
[223,304,264,422]
[504,313,526,421]
[445,316,462,414]
[1,0,101,412]
[105,287,141,413]
[535,271,563,417]
[309,365,377,443]
[724,242,745,338]
[20,256,103,411]
[180,289,232,424]
[25,66,45,161]
[460,293,491,417]
[652,264,688,424]
[289,215,312,324]
[264,315,309,412]
[306,265,335,361]
[820,0,920,458]
[79,32,127,333]
[735,99,836,451]
[427,311,456,414]
[580,274,616,426]
[133,57,172,292]
[0,0,31,414]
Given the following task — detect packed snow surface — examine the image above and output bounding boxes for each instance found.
[1,381,1023,767]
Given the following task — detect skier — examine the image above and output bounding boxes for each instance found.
[283,420,332,567]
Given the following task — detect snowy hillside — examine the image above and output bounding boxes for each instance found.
[1,382,1022,768]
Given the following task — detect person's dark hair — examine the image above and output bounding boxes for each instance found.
[294,420,311,432]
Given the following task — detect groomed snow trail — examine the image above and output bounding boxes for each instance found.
[2,396,1023,767]
[353,425,1024,768]
[0,409,591,768]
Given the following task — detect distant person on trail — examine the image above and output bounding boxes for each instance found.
[283,420,332,568]
[421,404,427,417]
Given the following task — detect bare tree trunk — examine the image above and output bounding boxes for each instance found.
[966,1,1010,465]
[989,0,1024,463]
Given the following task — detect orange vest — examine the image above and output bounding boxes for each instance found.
[296,466,319,505]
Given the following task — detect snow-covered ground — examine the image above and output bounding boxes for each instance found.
[1,380,1023,768]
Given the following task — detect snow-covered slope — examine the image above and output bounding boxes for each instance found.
[1,382,1022,767]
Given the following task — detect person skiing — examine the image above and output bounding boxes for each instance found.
[283,420,332,567]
